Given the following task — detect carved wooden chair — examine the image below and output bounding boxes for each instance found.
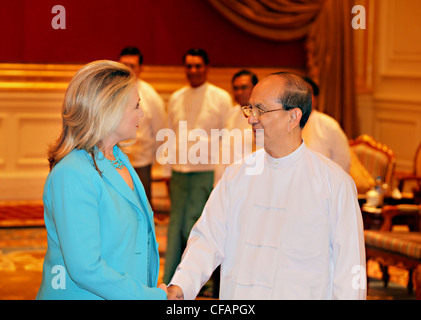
[349,135,397,189]
[364,205,421,299]
[395,143,421,203]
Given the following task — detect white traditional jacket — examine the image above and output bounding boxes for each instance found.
[166,82,232,173]
[171,142,366,300]
[303,110,351,173]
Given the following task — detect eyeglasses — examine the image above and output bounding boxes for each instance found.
[242,105,286,119]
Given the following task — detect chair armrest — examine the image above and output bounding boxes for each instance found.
[380,205,400,231]
[380,205,421,231]
[396,174,421,190]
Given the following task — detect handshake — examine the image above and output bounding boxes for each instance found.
[159,283,184,300]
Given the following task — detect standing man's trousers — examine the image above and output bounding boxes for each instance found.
[163,170,214,284]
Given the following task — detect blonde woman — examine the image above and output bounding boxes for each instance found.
[36,60,167,300]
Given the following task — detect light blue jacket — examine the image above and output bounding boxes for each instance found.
[36,146,166,300]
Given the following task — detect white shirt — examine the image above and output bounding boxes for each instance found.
[214,104,259,184]
[166,82,232,173]
[170,143,366,300]
[303,110,351,172]
[225,104,250,132]
[125,80,166,167]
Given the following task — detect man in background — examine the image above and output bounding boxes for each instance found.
[119,46,166,203]
[215,69,259,183]
[163,48,232,285]
[302,77,351,173]
[228,69,258,131]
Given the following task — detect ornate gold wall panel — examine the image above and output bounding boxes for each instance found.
[371,0,421,172]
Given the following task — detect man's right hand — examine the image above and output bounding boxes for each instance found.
[167,285,184,300]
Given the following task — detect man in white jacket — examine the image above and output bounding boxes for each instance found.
[119,47,166,203]
[215,69,260,184]
[302,77,351,173]
[167,72,366,300]
[162,48,232,285]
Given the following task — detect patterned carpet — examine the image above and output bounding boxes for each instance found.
[0,220,169,300]
[0,201,44,228]
[0,202,417,300]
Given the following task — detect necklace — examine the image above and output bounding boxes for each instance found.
[108,148,124,169]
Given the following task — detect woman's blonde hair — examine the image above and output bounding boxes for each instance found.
[48,60,137,172]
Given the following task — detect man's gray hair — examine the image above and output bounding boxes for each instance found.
[271,72,312,129]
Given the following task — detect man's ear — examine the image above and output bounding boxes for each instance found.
[288,108,302,132]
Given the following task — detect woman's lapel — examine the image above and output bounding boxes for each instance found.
[95,146,154,226]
